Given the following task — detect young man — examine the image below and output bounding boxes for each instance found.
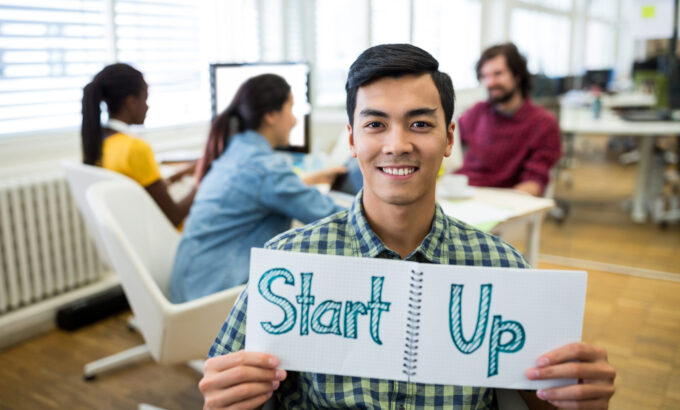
[455,43,561,197]
[199,44,615,409]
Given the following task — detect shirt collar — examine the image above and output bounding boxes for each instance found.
[105,118,131,134]
[348,190,451,263]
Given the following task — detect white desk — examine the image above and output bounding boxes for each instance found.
[560,106,680,222]
[329,188,554,267]
[438,188,555,267]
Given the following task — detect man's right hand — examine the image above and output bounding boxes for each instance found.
[199,351,287,410]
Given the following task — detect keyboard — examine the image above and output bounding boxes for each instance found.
[618,109,672,122]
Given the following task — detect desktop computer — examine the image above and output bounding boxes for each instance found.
[210,62,311,153]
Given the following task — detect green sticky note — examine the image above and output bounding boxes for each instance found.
[641,5,655,19]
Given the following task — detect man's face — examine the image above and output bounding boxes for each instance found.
[349,74,454,208]
[479,55,519,104]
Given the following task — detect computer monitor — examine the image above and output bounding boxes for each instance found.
[210,62,311,153]
[583,69,613,91]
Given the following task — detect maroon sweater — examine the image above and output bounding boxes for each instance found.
[456,99,561,194]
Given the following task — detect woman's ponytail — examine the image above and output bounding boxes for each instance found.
[196,73,291,183]
[196,109,239,182]
[80,63,145,166]
[81,80,103,165]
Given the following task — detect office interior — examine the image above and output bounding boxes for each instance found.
[0,0,678,409]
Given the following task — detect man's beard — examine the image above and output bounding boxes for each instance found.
[487,86,517,104]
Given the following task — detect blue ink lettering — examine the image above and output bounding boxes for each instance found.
[344,301,368,339]
[295,272,315,335]
[311,301,343,335]
[367,276,390,345]
[258,268,296,334]
[488,315,526,377]
[449,284,491,354]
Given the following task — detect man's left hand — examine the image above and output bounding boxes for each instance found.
[526,342,615,409]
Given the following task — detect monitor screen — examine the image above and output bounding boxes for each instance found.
[210,62,311,153]
[583,69,613,91]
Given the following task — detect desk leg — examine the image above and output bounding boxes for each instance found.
[632,137,654,223]
[525,214,541,267]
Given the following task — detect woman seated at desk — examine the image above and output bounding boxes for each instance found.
[81,63,196,228]
[169,74,345,303]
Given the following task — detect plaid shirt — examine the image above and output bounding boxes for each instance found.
[208,191,529,409]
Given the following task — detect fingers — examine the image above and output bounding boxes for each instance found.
[537,383,615,403]
[203,380,278,410]
[526,361,615,381]
[205,351,280,373]
[202,363,286,392]
[200,351,287,409]
[536,343,607,367]
[544,399,611,409]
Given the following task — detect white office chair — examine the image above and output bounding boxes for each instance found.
[62,160,134,267]
[84,178,245,379]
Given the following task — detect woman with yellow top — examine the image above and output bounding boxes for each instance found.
[81,63,195,227]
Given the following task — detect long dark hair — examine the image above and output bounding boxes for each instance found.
[81,63,146,165]
[196,73,291,182]
[476,43,532,98]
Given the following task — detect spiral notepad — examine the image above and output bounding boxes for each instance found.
[246,248,587,389]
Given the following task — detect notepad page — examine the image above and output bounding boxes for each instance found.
[413,264,587,389]
[246,248,413,381]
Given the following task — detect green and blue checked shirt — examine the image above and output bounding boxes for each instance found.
[208,191,529,409]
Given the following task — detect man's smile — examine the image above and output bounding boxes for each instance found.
[378,166,418,177]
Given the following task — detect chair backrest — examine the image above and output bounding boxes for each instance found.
[61,161,132,266]
[86,179,180,357]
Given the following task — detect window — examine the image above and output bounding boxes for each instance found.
[114,0,207,128]
[0,0,264,138]
[510,7,572,76]
[413,0,481,90]
[584,0,618,70]
[0,0,109,136]
[370,0,410,45]
[314,0,368,106]
[518,0,572,12]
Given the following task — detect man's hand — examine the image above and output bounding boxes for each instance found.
[513,180,542,196]
[526,342,615,409]
[199,351,287,410]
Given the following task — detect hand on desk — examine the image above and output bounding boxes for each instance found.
[526,342,616,409]
[165,161,197,185]
[513,180,542,197]
[302,165,347,186]
[199,351,287,410]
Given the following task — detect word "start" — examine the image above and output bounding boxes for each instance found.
[257,268,391,345]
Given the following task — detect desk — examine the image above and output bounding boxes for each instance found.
[438,188,554,267]
[329,188,554,267]
[560,106,680,222]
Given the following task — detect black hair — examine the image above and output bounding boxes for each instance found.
[196,73,291,181]
[81,63,146,165]
[345,43,455,127]
[476,42,532,98]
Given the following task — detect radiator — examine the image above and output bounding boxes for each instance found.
[0,172,107,314]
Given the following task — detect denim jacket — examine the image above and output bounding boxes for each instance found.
[169,130,343,303]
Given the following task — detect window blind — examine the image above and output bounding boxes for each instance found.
[114,0,208,128]
[0,0,108,137]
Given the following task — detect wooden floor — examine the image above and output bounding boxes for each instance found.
[0,135,678,409]
[540,138,680,274]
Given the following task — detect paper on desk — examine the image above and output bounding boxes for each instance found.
[438,199,517,227]
[246,248,587,389]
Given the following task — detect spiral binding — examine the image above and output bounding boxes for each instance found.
[402,269,423,381]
